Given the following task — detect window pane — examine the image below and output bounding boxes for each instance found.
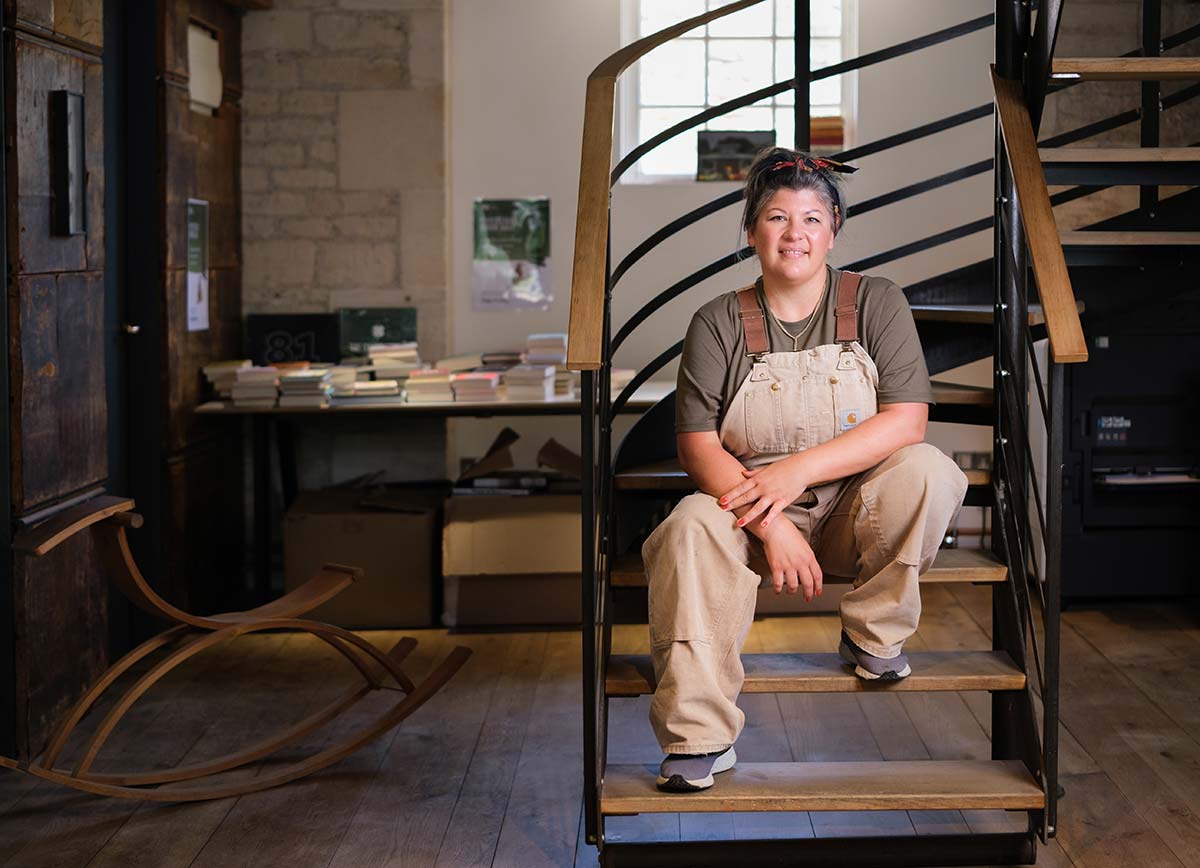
[775,43,794,103]
[708,39,774,105]
[775,0,840,38]
[811,0,841,38]
[774,108,796,150]
[810,38,841,106]
[776,0,793,36]
[706,0,773,37]
[639,107,700,175]
[640,0,707,36]
[640,40,707,106]
[706,105,773,133]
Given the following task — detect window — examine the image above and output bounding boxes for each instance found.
[620,0,856,182]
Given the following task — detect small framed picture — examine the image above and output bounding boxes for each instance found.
[697,130,776,182]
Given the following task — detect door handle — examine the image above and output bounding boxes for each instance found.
[122,324,141,335]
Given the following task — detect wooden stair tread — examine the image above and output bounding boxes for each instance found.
[1040,146,1200,163]
[929,381,993,405]
[602,760,1045,814]
[1060,230,1200,246]
[614,460,989,491]
[606,650,1025,696]
[911,301,1084,326]
[1052,57,1200,80]
[610,546,1007,587]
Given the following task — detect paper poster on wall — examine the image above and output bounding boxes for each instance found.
[472,198,551,311]
[186,199,210,332]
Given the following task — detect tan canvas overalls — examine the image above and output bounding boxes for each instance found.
[644,272,969,754]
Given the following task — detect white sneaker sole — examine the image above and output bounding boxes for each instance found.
[840,641,911,681]
[656,747,738,790]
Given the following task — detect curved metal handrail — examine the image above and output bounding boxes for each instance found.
[568,0,769,371]
[611,250,748,355]
[611,13,995,185]
[611,103,995,289]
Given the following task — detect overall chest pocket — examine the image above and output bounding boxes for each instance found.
[829,372,878,441]
[744,380,805,454]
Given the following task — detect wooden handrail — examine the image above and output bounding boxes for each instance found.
[567,0,768,371]
[990,68,1088,364]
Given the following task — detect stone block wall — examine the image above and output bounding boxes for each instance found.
[241,0,447,361]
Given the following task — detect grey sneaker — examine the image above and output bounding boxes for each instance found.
[839,631,911,681]
[656,746,737,792]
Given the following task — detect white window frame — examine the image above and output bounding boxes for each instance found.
[617,0,858,185]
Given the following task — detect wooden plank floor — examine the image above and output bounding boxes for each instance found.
[0,586,1197,867]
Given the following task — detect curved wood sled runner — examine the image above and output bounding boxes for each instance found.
[3,495,471,801]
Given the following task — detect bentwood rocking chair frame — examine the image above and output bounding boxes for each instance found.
[3,494,471,802]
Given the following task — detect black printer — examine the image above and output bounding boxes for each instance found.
[1061,331,1200,599]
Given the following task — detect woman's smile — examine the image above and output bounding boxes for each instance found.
[747,187,836,294]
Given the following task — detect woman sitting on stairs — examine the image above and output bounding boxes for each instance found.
[645,147,969,793]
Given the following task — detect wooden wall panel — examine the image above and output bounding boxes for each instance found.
[6,9,107,758]
[11,36,104,276]
[164,433,245,615]
[165,268,243,453]
[14,0,103,48]
[12,534,108,756]
[14,272,107,510]
[163,85,197,274]
[190,105,241,270]
[157,0,244,612]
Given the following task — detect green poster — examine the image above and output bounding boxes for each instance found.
[472,198,551,311]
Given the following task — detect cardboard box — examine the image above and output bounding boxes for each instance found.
[441,494,581,626]
[284,487,441,628]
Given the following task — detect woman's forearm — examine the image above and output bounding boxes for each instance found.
[786,402,927,488]
[677,433,775,541]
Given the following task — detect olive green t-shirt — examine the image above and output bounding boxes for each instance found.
[676,266,934,434]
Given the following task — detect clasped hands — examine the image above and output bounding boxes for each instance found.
[718,455,823,601]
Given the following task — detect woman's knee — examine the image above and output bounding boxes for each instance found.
[884,443,968,501]
[643,493,745,559]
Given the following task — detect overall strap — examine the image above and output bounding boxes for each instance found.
[736,286,769,356]
[834,271,864,344]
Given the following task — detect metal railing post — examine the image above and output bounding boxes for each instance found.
[1141,0,1162,215]
[1043,359,1066,839]
[581,366,598,845]
[794,0,810,149]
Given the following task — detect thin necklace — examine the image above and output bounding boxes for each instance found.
[764,275,828,352]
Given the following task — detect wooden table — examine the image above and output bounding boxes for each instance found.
[195,382,674,593]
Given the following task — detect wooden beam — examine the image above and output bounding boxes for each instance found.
[1051,57,1200,80]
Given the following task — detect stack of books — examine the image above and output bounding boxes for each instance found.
[524,333,568,366]
[328,366,358,398]
[555,369,577,399]
[368,342,424,383]
[504,365,555,401]
[231,366,280,408]
[482,350,523,368]
[436,352,483,373]
[202,359,250,399]
[405,369,454,403]
[331,379,405,406]
[452,371,501,402]
[278,369,333,409]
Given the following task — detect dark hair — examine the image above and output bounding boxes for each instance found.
[741,146,849,238]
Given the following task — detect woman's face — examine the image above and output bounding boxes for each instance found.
[746,187,836,287]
